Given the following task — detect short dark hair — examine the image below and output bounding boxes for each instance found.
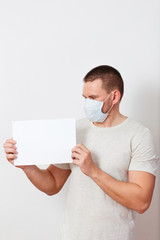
[83,65,124,100]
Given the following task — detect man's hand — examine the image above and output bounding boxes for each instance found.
[71,143,97,177]
[3,138,18,165]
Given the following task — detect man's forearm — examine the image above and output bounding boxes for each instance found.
[21,165,58,195]
[90,165,149,214]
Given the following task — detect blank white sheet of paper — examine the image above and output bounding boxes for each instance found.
[12,118,76,166]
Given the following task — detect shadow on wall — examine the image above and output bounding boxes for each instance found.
[131,81,160,240]
[131,81,159,137]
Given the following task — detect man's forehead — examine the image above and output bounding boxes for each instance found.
[83,78,103,87]
[82,79,106,96]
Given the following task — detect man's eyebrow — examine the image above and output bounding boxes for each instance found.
[82,94,99,98]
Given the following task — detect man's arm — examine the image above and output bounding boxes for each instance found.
[90,166,155,214]
[3,139,71,195]
[21,164,71,195]
[71,143,156,214]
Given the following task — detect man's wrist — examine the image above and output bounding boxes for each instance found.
[90,163,101,180]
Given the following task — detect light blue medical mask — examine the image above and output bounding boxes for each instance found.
[84,93,114,122]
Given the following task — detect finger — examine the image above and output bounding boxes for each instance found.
[72,144,88,153]
[71,148,84,156]
[6,139,16,144]
[72,144,87,153]
[77,143,89,153]
[72,159,80,165]
[71,152,80,160]
[6,154,17,160]
[5,148,18,154]
[3,142,17,149]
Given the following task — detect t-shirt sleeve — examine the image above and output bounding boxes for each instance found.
[128,129,159,176]
[53,163,71,170]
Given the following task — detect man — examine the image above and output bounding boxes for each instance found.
[4,65,159,240]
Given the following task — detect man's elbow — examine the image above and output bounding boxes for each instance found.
[45,187,60,196]
[136,201,151,214]
[46,190,59,196]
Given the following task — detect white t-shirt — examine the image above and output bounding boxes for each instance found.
[54,117,159,240]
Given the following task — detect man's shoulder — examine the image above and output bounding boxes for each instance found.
[127,117,152,137]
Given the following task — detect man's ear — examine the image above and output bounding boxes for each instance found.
[112,90,121,104]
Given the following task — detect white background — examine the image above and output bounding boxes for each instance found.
[0,0,159,239]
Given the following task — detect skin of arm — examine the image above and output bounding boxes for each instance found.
[90,166,155,214]
[71,143,155,214]
[21,164,71,196]
[3,139,71,196]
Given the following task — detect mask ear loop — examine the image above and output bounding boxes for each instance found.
[104,92,114,115]
[107,103,114,115]
[103,93,112,102]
